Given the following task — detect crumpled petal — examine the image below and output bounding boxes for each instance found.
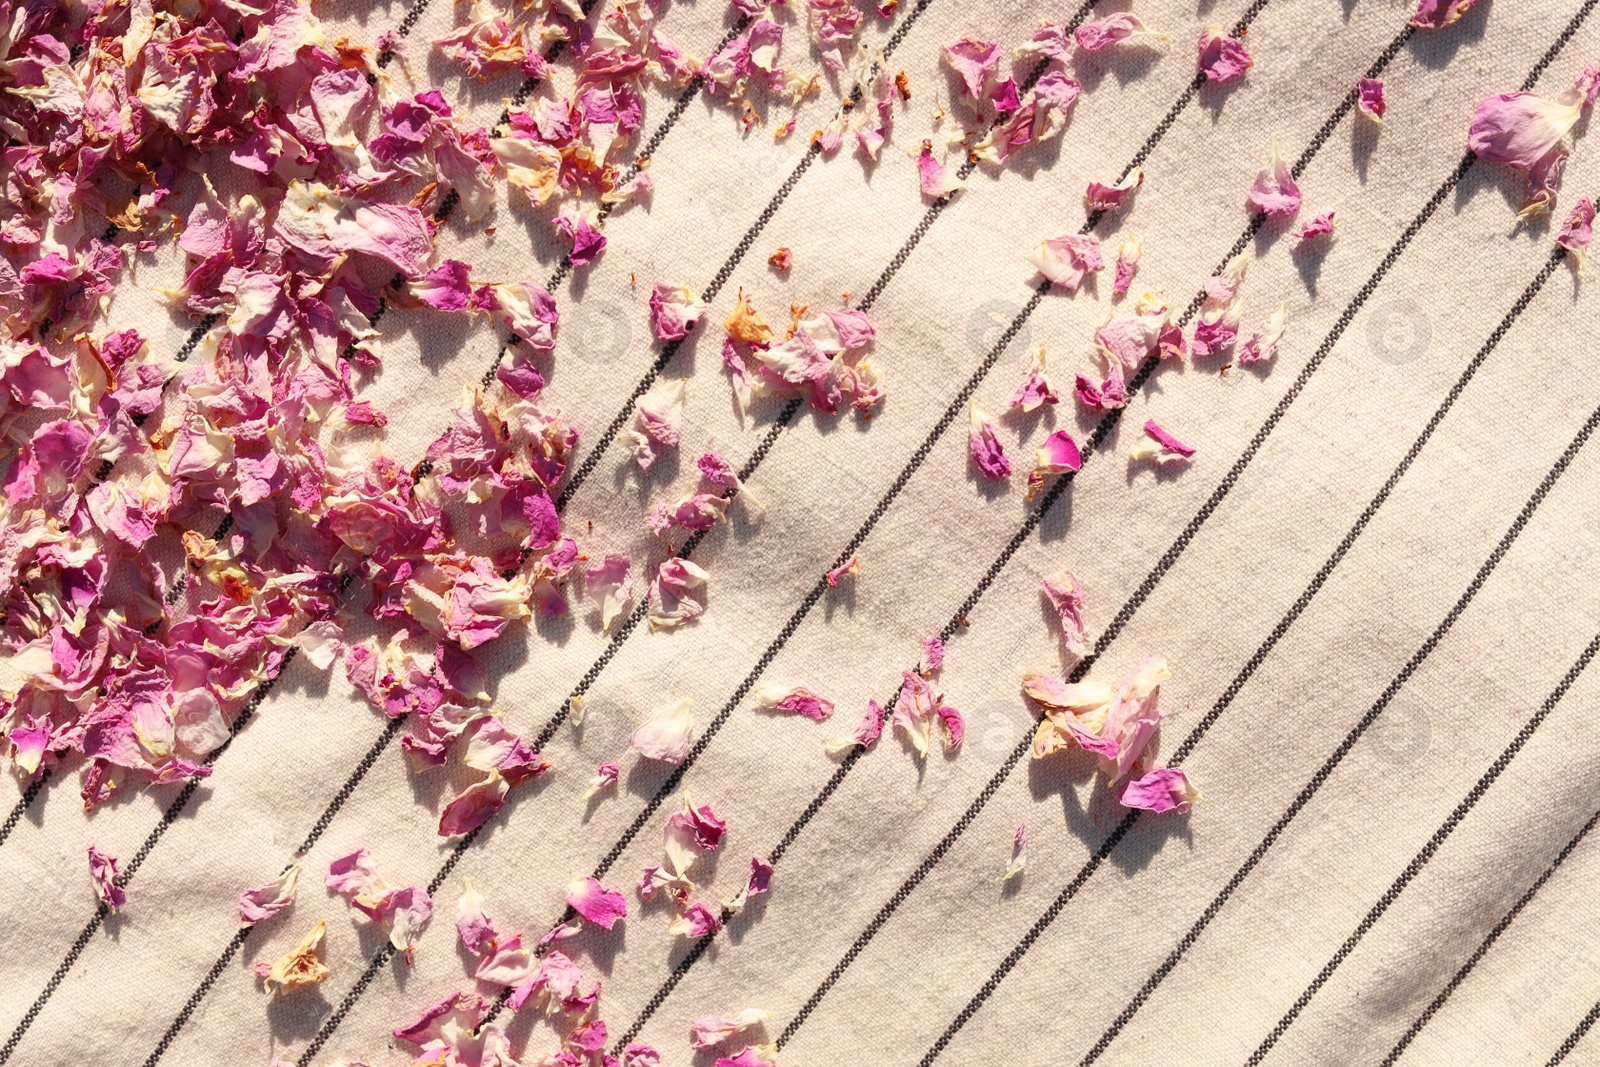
[968,402,1012,480]
[649,558,709,630]
[1558,196,1595,276]
[753,685,835,720]
[1040,573,1090,658]
[239,864,301,927]
[649,282,707,341]
[1198,26,1252,84]
[627,378,687,470]
[1129,419,1196,465]
[1357,77,1386,123]
[1247,135,1302,219]
[1027,233,1105,292]
[1239,301,1291,364]
[1075,13,1167,53]
[1119,766,1202,813]
[88,845,125,911]
[1026,430,1082,499]
[1002,823,1026,882]
[255,919,331,993]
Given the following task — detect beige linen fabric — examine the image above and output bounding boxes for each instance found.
[4,0,1600,1065]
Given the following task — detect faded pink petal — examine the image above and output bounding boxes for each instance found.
[1559,196,1595,276]
[753,685,834,721]
[944,38,1001,99]
[1119,766,1202,813]
[239,865,300,927]
[1247,137,1302,219]
[1027,233,1105,292]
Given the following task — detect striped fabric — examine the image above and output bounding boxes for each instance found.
[3,0,1600,1065]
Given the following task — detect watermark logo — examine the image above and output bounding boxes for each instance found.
[967,300,1033,362]
[1366,299,1431,366]
[1364,695,1432,765]
[964,693,1036,766]
[567,299,632,366]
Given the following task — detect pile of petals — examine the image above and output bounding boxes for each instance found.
[720,291,885,420]
[0,0,640,838]
[1023,656,1200,814]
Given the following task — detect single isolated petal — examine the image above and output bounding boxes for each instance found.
[1027,233,1105,292]
[921,637,946,674]
[825,554,861,588]
[1026,430,1082,499]
[669,901,724,938]
[1129,419,1196,465]
[1558,196,1596,276]
[1085,167,1143,212]
[968,402,1012,480]
[1198,26,1253,84]
[752,685,835,721]
[1247,135,1302,219]
[649,283,707,341]
[1009,344,1060,411]
[1002,823,1027,882]
[918,140,966,199]
[691,1008,771,1049]
[1291,210,1339,242]
[258,919,331,993]
[88,846,126,911]
[1239,301,1290,364]
[585,553,635,631]
[240,864,301,927]
[768,247,793,271]
[649,558,709,630]
[567,876,628,929]
[1357,77,1387,124]
[457,876,500,955]
[633,697,695,763]
[627,378,687,470]
[1411,0,1478,29]
[1113,233,1142,295]
[1119,766,1202,813]
[1040,573,1090,658]
[824,700,886,755]
[584,761,621,801]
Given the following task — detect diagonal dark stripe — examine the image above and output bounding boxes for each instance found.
[0,773,49,851]
[1547,1000,1600,1066]
[1246,630,1600,1065]
[1379,809,1600,1066]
